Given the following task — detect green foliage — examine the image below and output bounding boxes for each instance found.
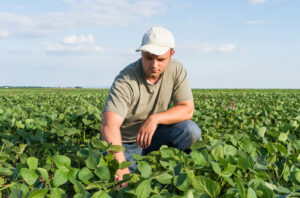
[0,88,299,197]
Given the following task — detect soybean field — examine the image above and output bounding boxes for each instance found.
[0,88,299,198]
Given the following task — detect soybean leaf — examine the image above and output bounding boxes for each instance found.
[119,161,132,170]
[20,168,39,186]
[221,164,236,178]
[94,165,111,180]
[50,188,64,198]
[138,161,152,179]
[27,189,48,198]
[53,155,71,170]
[78,167,94,181]
[210,161,221,175]
[247,187,257,198]
[0,167,13,176]
[86,150,100,169]
[53,169,68,187]
[258,127,266,137]
[192,176,220,198]
[109,145,126,152]
[235,177,246,198]
[37,168,50,185]
[136,180,151,198]
[173,173,191,191]
[156,172,173,184]
[91,190,111,198]
[27,157,38,170]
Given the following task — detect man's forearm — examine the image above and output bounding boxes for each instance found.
[101,125,126,163]
[152,102,194,125]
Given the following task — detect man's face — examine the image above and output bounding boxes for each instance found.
[141,49,175,82]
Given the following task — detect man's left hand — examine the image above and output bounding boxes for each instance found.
[136,115,159,148]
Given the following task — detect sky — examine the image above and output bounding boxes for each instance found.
[0,0,299,88]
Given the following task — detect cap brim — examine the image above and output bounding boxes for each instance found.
[136,44,169,56]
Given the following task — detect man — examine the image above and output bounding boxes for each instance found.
[101,26,201,183]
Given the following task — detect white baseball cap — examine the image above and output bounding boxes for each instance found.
[136,26,175,56]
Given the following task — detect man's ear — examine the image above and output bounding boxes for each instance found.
[170,49,175,57]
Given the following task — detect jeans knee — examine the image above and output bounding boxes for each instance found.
[184,120,201,143]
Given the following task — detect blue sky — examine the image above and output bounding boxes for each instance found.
[0,0,299,88]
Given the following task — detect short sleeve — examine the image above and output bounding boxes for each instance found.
[172,65,193,104]
[103,72,134,118]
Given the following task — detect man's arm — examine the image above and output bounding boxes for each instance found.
[136,99,194,148]
[101,111,130,183]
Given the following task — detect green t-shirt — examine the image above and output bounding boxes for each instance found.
[103,58,193,143]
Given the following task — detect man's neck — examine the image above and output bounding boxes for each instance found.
[146,76,161,85]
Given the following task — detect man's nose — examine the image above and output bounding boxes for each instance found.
[151,59,158,67]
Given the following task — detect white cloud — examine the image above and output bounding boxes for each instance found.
[0,30,10,38]
[249,0,268,4]
[217,44,236,53]
[180,42,237,54]
[245,20,264,25]
[45,34,104,55]
[0,0,165,39]
[62,35,95,45]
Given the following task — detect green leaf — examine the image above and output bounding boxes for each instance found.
[266,143,275,154]
[275,143,288,156]
[224,144,237,156]
[78,167,94,181]
[235,177,246,198]
[16,120,25,129]
[94,165,111,180]
[53,169,68,187]
[27,189,48,198]
[237,156,253,170]
[290,170,300,185]
[138,161,152,178]
[160,147,178,159]
[27,157,38,170]
[67,168,80,182]
[91,190,111,198]
[37,168,50,185]
[278,133,288,142]
[20,168,39,185]
[136,180,151,198]
[119,161,132,170]
[211,145,224,161]
[190,141,207,150]
[210,161,221,175]
[190,150,208,166]
[9,183,29,196]
[275,186,291,194]
[258,127,266,137]
[9,189,23,198]
[221,164,236,178]
[173,173,191,191]
[247,187,257,198]
[53,155,71,170]
[240,138,254,153]
[0,167,13,176]
[109,145,126,152]
[86,150,100,169]
[50,188,64,198]
[192,176,220,198]
[156,172,173,184]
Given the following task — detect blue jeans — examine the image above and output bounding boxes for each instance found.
[123,120,201,173]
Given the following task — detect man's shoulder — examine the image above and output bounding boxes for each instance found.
[169,58,184,67]
[166,58,186,77]
[119,59,142,77]
[112,59,142,87]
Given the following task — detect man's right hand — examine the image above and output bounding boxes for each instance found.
[115,167,130,188]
